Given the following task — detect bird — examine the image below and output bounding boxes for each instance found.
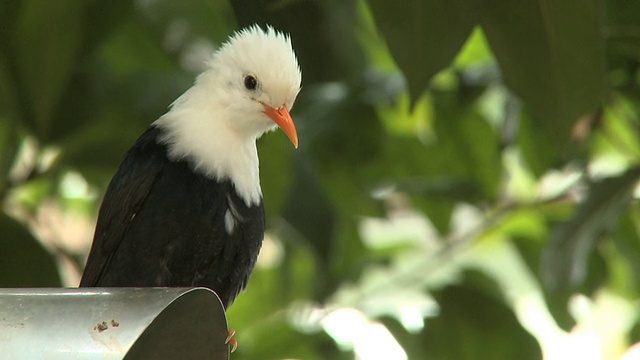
[80,24,301,321]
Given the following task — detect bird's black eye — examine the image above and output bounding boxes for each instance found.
[244,75,257,90]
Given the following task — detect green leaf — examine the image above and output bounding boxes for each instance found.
[428,94,501,200]
[0,57,21,194]
[611,203,640,296]
[229,242,316,322]
[541,167,640,291]
[232,0,363,84]
[518,108,561,176]
[591,96,640,164]
[12,0,85,142]
[230,315,342,360]
[418,278,541,359]
[258,133,296,218]
[0,212,61,287]
[59,107,148,187]
[366,0,478,103]
[136,0,236,45]
[0,117,19,196]
[0,50,21,121]
[281,160,336,269]
[227,244,340,359]
[82,0,134,51]
[480,0,604,161]
[604,0,640,74]
[453,26,494,69]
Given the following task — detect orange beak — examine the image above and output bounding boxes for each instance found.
[263,104,298,149]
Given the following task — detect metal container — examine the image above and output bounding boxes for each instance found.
[0,287,229,359]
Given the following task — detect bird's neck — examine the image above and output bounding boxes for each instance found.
[153,86,262,207]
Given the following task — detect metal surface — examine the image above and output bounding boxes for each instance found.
[0,287,229,359]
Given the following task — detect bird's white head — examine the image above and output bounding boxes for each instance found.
[199,25,301,147]
[155,25,302,205]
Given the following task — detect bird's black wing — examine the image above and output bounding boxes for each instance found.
[80,127,166,286]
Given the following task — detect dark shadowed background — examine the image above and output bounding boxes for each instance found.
[1,0,640,358]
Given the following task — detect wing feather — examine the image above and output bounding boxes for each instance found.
[80,127,165,286]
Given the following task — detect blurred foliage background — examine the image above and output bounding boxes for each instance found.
[2,0,640,359]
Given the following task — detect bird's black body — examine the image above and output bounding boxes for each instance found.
[80,126,265,309]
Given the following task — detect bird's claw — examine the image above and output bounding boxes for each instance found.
[225,329,237,353]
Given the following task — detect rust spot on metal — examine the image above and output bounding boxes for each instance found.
[110,319,119,327]
[94,321,108,332]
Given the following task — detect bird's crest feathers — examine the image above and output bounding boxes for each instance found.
[210,25,302,111]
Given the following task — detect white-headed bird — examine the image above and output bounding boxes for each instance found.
[80,25,301,320]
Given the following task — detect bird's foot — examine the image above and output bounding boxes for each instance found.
[225,328,238,353]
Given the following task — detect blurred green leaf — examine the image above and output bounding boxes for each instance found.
[0,212,61,287]
[591,96,640,164]
[611,204,640,296]
[369,94,501,233]
[0,48,21,124]
[9,176,55,213]
[0,55,20,194]
[258,134,296,217]
[428,95,501,200]
[135,0,236,45]
[480,0,604,164]
[12,0,85,142]
[232,0,360,84]
[604,0,640,70]
[541,167,640,291]
[518,108,562,176]
[227,243,339,360]
[231,314,343,360]
[82,0,133,52]
[281,160,337,299]
[420,278,541,359]
[0,117,19,196]
[50,17,185,144]
[355,0,401,73]
[453,26,494,69]
[367,0,477,103]
[229,242,316,322]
